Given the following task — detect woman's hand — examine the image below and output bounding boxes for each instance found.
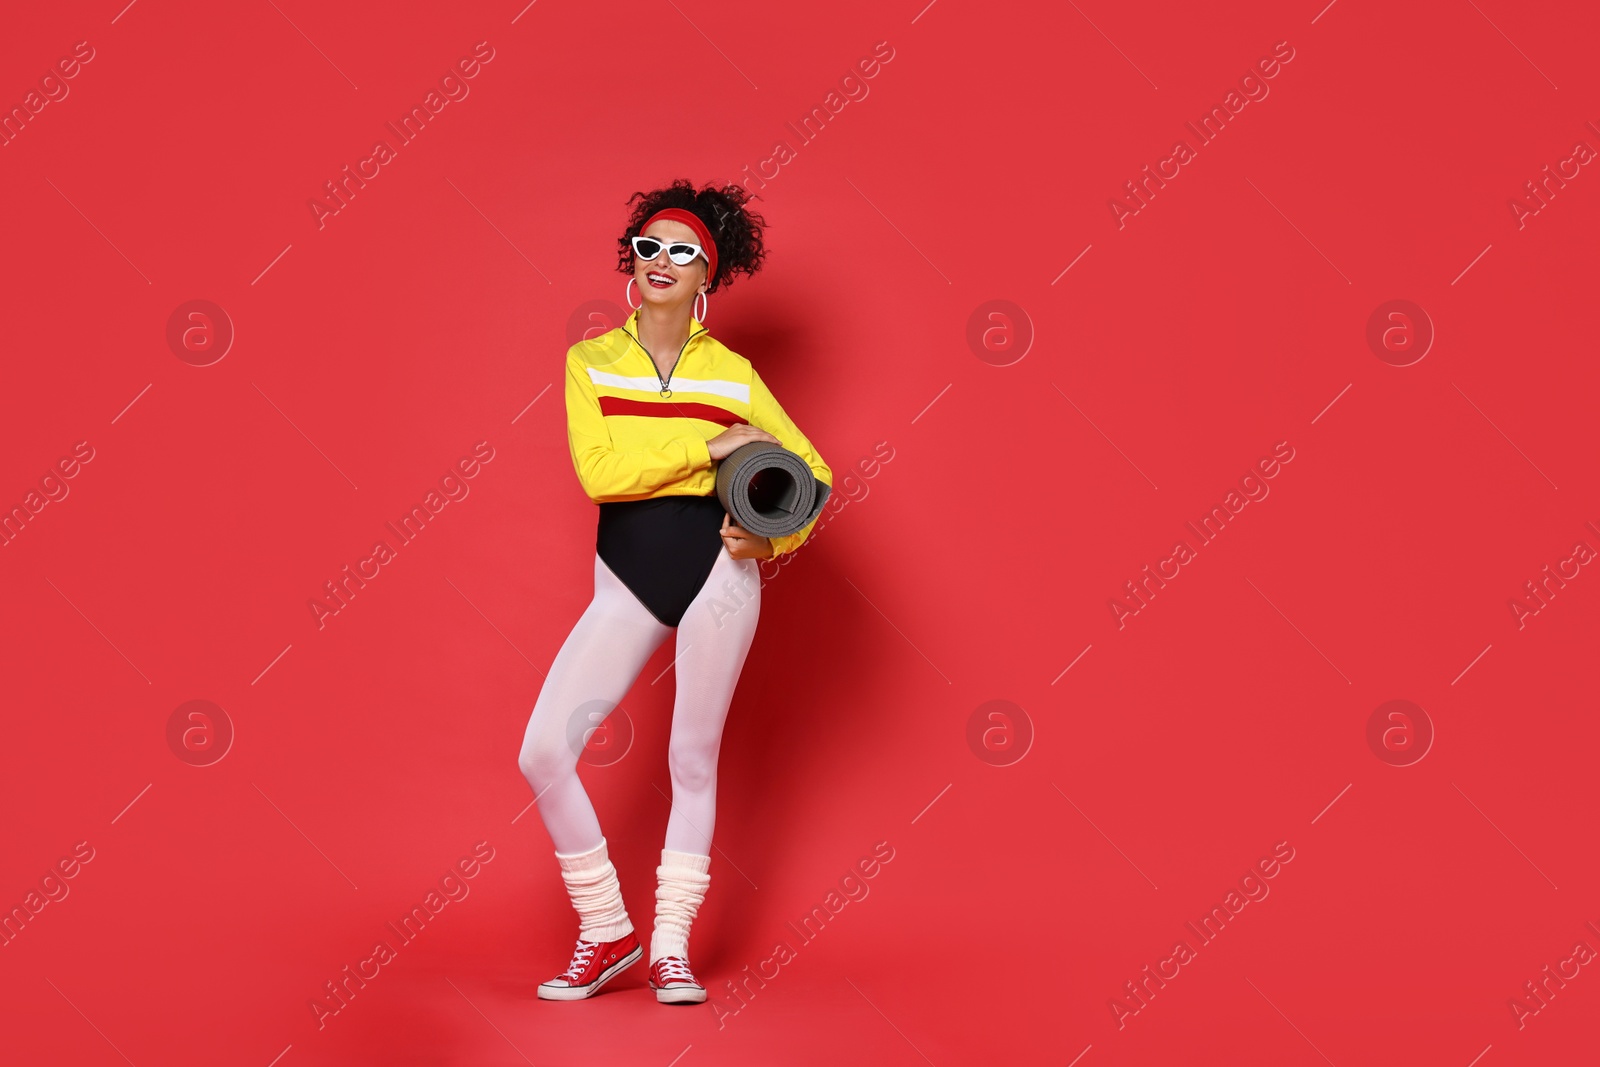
[708,423,780,462]
[721,512,774,560]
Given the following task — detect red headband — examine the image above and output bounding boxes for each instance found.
[639,207,717,286]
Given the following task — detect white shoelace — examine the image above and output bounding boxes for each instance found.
[559,940,597,982]
[656,957,696,983]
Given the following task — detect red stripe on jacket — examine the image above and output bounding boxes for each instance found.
[598,396,743,428]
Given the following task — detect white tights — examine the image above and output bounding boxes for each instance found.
[518,546,761,857]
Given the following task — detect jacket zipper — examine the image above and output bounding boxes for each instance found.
[623,320,707,398]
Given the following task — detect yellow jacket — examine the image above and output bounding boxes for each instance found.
[565,309,832,558]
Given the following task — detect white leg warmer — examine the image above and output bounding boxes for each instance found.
[651,849,711,962]
[555,837,633,942]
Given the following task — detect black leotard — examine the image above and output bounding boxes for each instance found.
[596,494,727,627]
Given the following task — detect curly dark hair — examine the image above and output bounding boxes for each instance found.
[616,178,768,295]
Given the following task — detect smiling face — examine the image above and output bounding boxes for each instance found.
[633,218,710,311]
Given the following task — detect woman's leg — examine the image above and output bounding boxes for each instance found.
[650,546,761,974]
[518,552,673,854]
[661,544,762,855]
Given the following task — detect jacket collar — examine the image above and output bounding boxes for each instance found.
[619,308,711,378]
[621,308,707,346]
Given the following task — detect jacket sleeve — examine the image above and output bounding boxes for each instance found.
[565,350,713,502]
[746,366,832,558]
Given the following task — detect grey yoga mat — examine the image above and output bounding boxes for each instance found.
[714,441,832,539]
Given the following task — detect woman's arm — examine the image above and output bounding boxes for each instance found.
[746,366,832,558]
[565,352,713,501]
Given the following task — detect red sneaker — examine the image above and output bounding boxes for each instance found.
[648,956,707,1004]
[537,931,641,1000]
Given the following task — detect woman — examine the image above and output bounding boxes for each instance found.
[518,179,832,1004]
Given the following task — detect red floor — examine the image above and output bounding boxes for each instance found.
[3,1,1598,1064]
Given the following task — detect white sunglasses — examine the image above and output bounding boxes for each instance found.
[631,235,707,267]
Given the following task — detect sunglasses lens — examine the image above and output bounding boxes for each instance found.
[668,245,699,265]
[634,237,662,259]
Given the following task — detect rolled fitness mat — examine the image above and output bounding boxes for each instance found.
[714,441,832,539]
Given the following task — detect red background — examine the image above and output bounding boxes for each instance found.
[2,1,1598,1064]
